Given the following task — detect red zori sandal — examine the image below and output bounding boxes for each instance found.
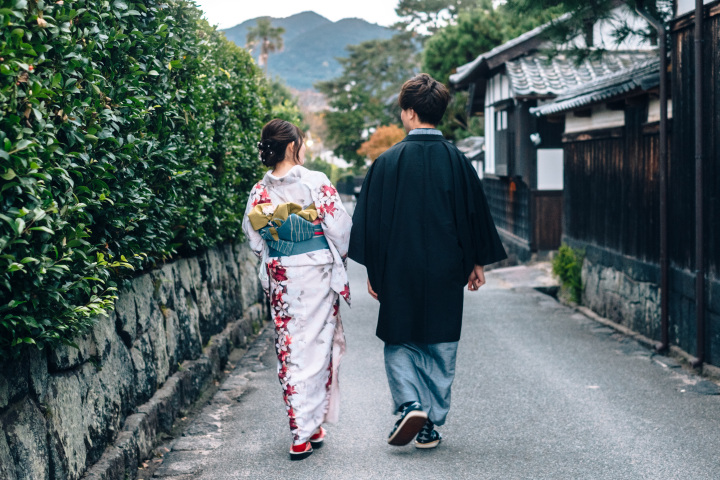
[289,441,313,461]
[310,426,326,448]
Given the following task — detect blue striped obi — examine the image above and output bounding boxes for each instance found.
[248,202,329,257]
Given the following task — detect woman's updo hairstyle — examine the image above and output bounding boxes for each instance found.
[257,119,305,168]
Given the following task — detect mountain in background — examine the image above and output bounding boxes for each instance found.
[222,11,395,91]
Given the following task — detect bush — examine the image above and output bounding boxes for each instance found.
[552,244,585,304]
[0,0,268,358]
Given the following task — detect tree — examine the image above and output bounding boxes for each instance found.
[395,0,480,34]
[357,125,407,161]
[505,0,672,58]
[316,32,419,169]
[246,18,285,75]
[262,78,304,126]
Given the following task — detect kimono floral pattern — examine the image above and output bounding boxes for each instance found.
[241,166,351,445]
[268,259,300,441]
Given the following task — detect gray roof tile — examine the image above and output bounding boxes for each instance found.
[507,51,658,96]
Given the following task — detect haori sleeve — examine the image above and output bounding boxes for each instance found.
[241,182,270,259]
[313,175,352,259]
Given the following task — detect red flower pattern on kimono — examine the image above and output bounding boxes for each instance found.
[249,182,271,207]
[268,259,301,442]
[340,284,351,303]
[316,183,340,219]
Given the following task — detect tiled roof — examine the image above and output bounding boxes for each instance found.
[507,51,658,96]
[530,56,660,116]
[455,136,485,160]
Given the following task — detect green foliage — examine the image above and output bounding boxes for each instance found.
[0,0,268,358]
[316,32,419,169]
[304,157,333,179]
[505,0,671,59]
[552,244,585,304]
[395,0,480,33]
[263,78,303,127]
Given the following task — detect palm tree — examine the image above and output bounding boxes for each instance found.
[246,18,285,76]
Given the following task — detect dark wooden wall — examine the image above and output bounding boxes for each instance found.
[563,120,660,264]
[533,191,563,250]
[669,3,720,362]
[671,4,720,276]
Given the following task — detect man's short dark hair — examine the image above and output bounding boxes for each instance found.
[398,73,450,126]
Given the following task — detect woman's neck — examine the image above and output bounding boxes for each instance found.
[271,159,297,177]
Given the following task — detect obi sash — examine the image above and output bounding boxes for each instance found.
[247,202,329,257]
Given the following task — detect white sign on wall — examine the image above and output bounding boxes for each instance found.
[537,149,564,190]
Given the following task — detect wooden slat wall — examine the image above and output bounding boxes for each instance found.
[671,7,720,275]
[533,192,563,250]
[563,126,660,263]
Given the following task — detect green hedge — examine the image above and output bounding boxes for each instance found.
[0,0,269,357]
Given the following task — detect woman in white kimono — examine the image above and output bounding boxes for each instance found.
[241,119,351,460]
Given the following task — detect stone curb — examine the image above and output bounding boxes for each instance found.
[82,303,267,480]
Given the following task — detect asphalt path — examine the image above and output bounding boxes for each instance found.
[159,261,720,480]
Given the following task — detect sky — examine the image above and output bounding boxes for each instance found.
[193,0,402,29]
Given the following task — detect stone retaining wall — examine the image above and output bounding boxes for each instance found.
[0,242,266,480]
[582,258,662,341]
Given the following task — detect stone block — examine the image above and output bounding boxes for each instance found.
[114,287,137,347]
[114,430,139,476]
[130,335,157,405]
[152,264,177,310]
[81,446,125,480]
[2,398,50,480]
[138,376,180,433]
[48,333,95,372]
[45,371,86,479]
[123,412,157,461]
[0,355,30,411]
[177,358,212,408]
[132,273,155,335]
[173,288,202,362]
[0,429,18,480]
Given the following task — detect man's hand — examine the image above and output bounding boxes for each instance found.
[367,278,379,301]
[467,265,485,291]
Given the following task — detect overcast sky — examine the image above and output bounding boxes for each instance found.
[193,1,402,29]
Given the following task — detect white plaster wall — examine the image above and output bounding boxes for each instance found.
[647,98,673,122]
[565,104,625,133]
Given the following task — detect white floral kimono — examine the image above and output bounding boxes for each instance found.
[241,165,351,445]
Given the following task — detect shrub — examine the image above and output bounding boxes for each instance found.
[552,244,585,304]
[0,0,268,358]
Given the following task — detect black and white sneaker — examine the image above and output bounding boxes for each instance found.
[388,401,428,446]
[415,420,442,449]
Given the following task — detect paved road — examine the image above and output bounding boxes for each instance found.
[152,261,720,480]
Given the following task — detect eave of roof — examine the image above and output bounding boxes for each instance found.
[529,57,660,116]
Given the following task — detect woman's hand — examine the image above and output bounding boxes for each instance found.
[467,265,485,291]
[367,278,379,301]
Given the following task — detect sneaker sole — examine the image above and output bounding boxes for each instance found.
[388,410,428,446]
[415,438,441,449]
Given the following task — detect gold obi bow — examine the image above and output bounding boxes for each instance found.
[247,202,319,241]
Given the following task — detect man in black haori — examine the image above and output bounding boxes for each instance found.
[349,73,507,449]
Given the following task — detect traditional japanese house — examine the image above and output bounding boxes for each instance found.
[450,9,655,262]
[528,0,720,370]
